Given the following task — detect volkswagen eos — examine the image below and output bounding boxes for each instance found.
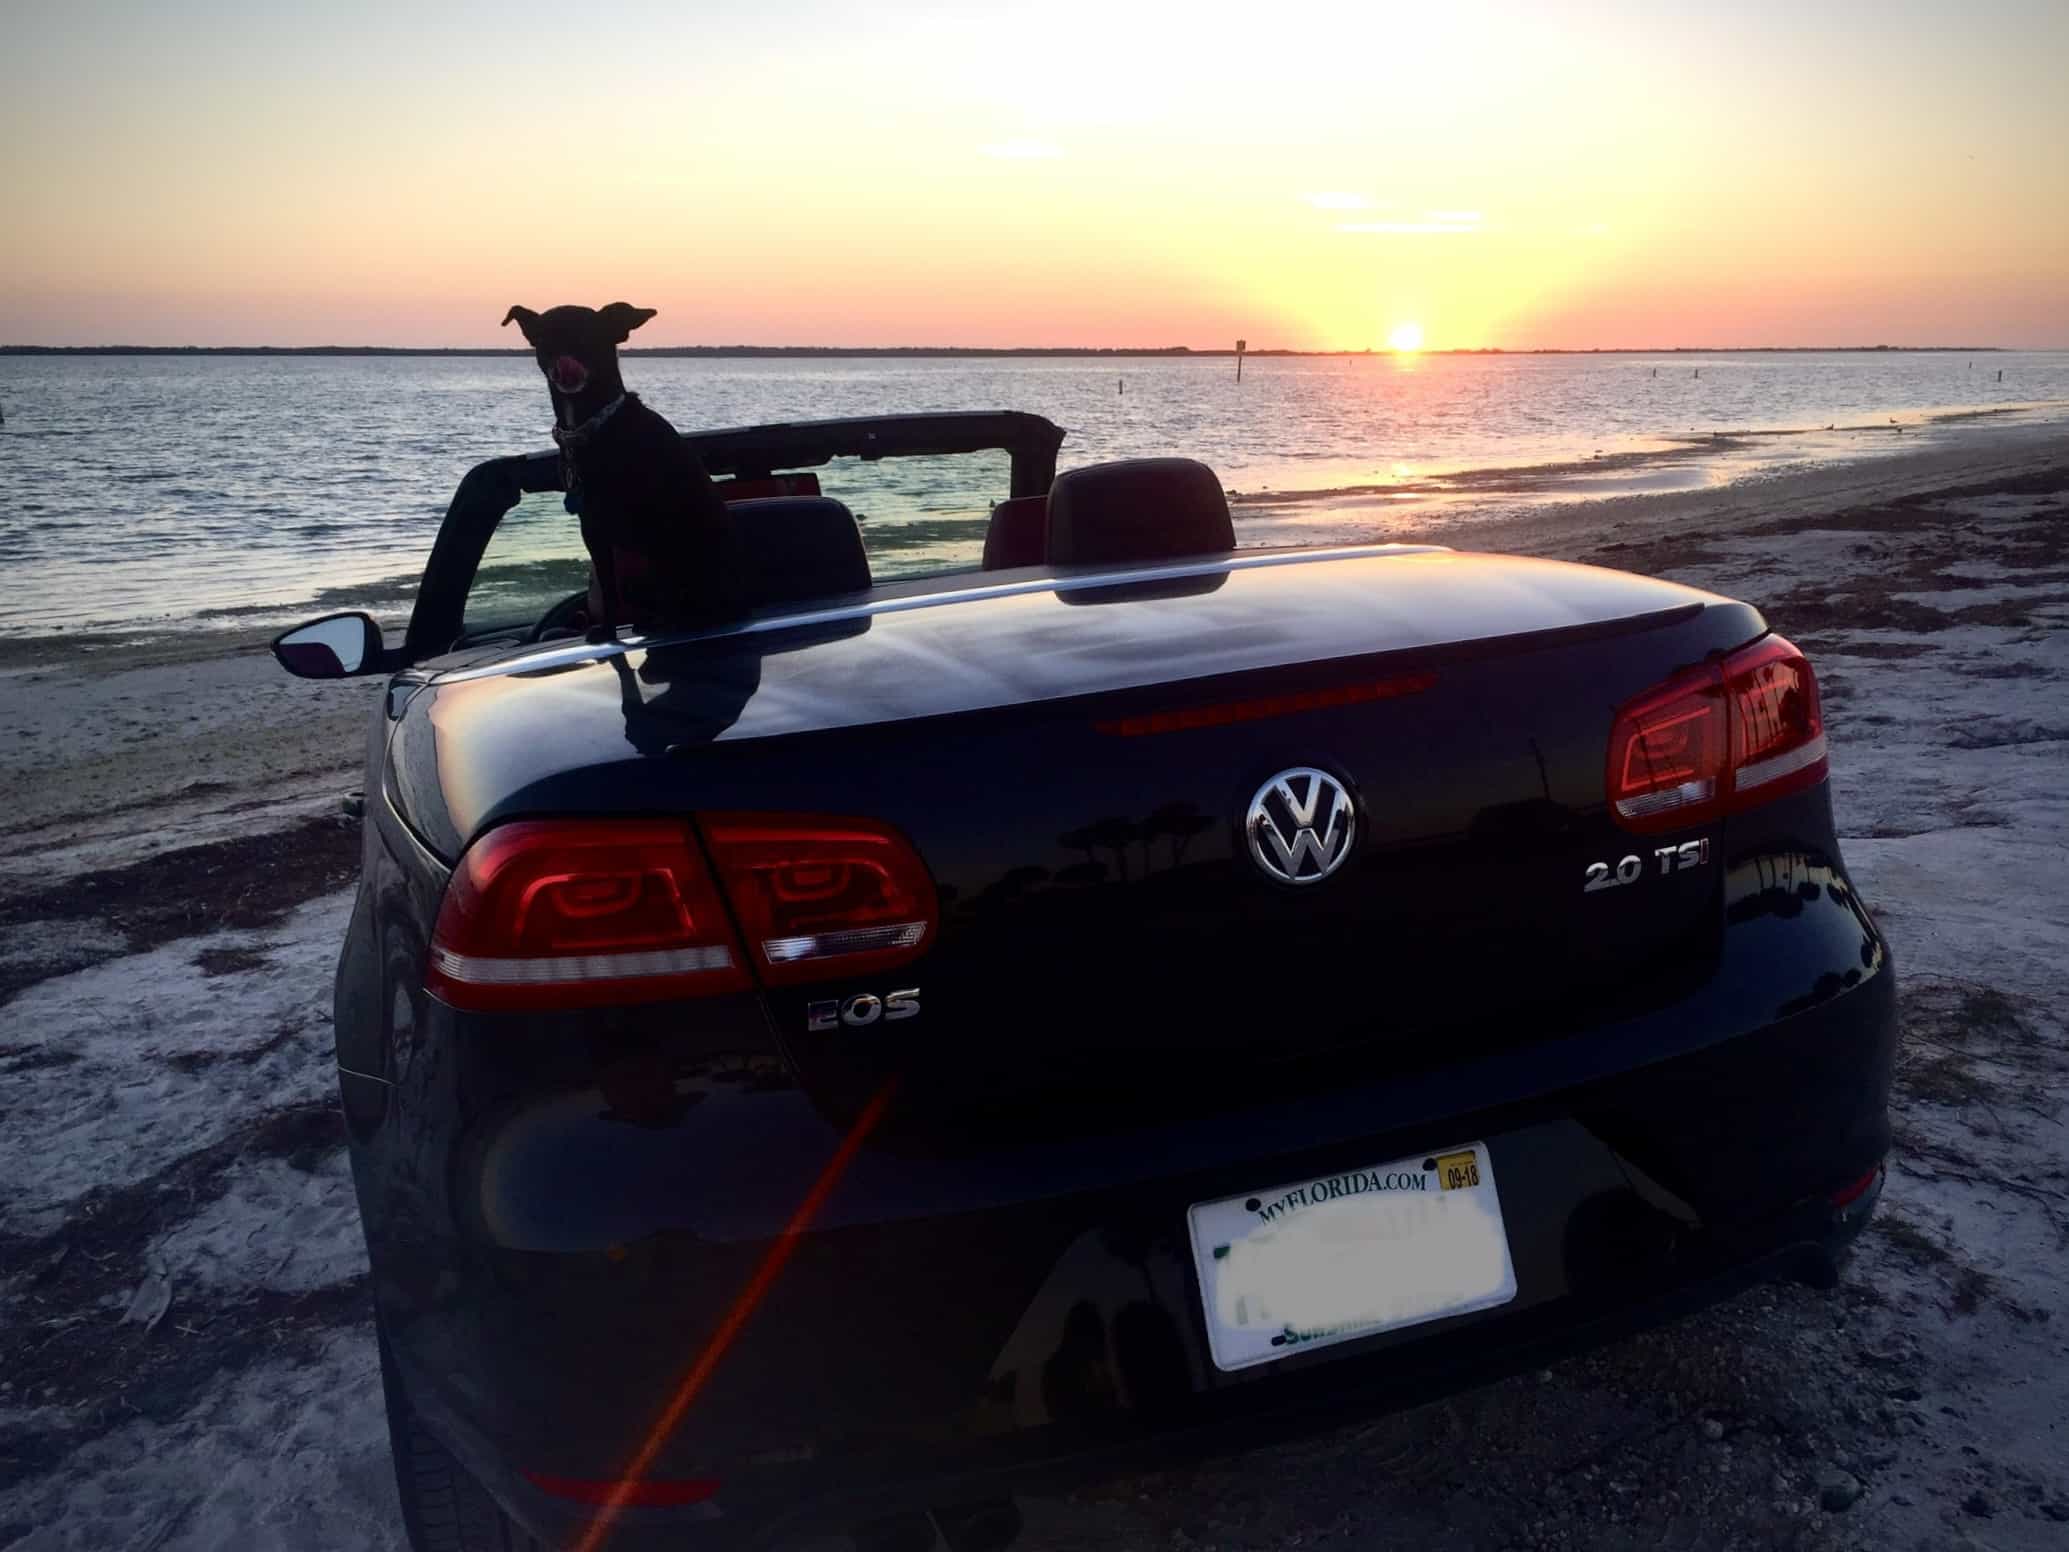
[273,412,1895,1551]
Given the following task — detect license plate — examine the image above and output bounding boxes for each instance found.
[1186,1142,1517,1372]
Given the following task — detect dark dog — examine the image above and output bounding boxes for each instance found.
[502,302,741,631]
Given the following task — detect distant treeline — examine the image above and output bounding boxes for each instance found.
[0,343,2009,358]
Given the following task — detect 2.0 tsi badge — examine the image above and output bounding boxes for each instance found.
[1246,767,1357,884]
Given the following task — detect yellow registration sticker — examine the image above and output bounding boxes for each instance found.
[1434,1150,1482,1191]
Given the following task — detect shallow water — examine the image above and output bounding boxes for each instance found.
[0,350,2064,638]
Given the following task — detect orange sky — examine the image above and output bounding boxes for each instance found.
[4,0,2065,348]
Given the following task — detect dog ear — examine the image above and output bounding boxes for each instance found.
[501,305,541,340]
[598,303,657,343]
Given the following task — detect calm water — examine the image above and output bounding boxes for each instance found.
[1,351,2065,639]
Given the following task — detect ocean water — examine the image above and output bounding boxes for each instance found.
[0,350,2064,640]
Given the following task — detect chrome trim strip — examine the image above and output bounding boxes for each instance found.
[432,544,1451,685]
[1734,733,1828,791]
[1613,777,1716,819]
[429,943,736,985]
[763,921,929,964]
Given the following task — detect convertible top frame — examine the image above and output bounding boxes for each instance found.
[404,411,1064,661]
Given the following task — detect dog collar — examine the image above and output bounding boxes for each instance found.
[553,392,634,515]
[552,391,632,450]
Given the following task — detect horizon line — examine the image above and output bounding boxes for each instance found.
[0,342,2037,358]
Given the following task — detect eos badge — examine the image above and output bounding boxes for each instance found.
[806,989,920,1032]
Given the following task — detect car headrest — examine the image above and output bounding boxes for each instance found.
[1044,458,1233,568]
[982,495,1048,570]
[730,496,871,607]
[714,472,821,503]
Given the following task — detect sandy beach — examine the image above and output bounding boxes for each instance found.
[2,426,2066,1548]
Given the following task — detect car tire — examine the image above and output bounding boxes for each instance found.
[378,1316,545,1552]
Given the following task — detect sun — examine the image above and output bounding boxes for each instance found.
[1387,320,1425,353]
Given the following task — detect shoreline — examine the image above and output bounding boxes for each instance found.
[2,430,2063,875]
[1228,414,2069,551]
[1225,400,2069,508]
[2,408,2064,663]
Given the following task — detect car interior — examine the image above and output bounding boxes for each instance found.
[517,455,1238,647]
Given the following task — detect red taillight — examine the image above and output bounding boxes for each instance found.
[1094,673,1437,736]
[426,820,749,1011]
[700,813,938,987]
[1724,635,1827,799]
[1607,633,1829,833]
[1828,1165,1881,1210]
[1606,665,1728,830]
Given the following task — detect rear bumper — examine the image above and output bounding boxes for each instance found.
[492,1161,1883,1552]
[368,934,1895,1548]
[759,1169,1883,1550]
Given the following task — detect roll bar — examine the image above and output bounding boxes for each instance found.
[404,411,1065,661]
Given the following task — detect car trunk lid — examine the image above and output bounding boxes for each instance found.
[398,547,1764,1123]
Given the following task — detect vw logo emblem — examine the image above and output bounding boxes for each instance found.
[1245,767,1356,885]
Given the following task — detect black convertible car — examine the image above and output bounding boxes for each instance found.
[275,411,1894,1551]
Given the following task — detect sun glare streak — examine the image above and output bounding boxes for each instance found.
[571,1080,902,1552]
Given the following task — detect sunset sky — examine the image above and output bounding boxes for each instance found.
[4,0,2065,350]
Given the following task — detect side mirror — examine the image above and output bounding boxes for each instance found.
[272,612,386,679]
